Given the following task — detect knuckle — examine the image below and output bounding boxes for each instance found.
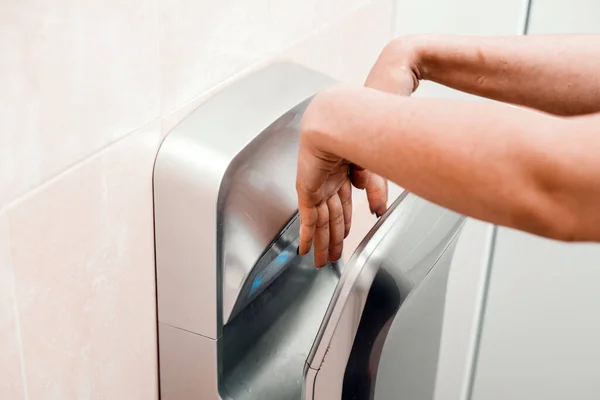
[316,220,329,229]
[331,212,344,225]
[330,239,344,249]
[302,216,317,228]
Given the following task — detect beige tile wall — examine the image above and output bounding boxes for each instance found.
[0,0,394,398]
[0,214,26,399]
[0,0,161,207]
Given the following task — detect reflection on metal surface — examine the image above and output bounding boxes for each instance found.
[227,213,302,320]
[220,255,341,400]
[342,268,401,399]
[304,193,465,399]
[153,62,336,341]
[307,192,412,371]
[373,238,459,400]
[153,62,338,400]
[218,104,308,323]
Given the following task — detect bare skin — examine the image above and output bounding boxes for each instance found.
[296,34,600,268]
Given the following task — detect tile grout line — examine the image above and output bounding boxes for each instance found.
[4,116,162,212]
[155,0,163,397]
[3,3,372,398]
[6,222,30,400]
[5,0,373,212]
[162,0,375,120]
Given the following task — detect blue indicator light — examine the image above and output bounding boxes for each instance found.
[248,275,263,298]
[251,276,262,290]
[276,251,290,264]
[247,243,297,299]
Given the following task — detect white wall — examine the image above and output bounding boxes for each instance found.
[0,1,395,398]
[471,230,600,400]
[394,0,525,100]
[470,2,600,399]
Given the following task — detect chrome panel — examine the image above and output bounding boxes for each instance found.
[305,193,465,399]
[219,102,307,322]
[373,237,459,400]
[219,254,340,400]
[153,62,336,339]
[341,267,402,398]
[306,192,412,371]
[433,219,495,400]
[154,60,471,400]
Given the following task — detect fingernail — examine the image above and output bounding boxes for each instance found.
[296,246,300,255]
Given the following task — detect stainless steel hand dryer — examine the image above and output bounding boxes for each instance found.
[153,62,466,400]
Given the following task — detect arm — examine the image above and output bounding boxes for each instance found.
[370,34,600,116]
[301,84,600,242]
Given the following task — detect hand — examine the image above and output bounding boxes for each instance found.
[296,38,422,268]
[296,94,388,268]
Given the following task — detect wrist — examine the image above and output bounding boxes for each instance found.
[386,35,424,80]
[302,84,405,165]
[302,84,353,154]
[387,34,441,82]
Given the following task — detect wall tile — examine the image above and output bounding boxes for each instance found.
[160,0,395,259]
[160,60,270,137]
[159,0,368,114]
[284,0,394,84]
[8,122,161,400]
[0,0,160,209]
[0,212,26,399]
[160,0,387,137]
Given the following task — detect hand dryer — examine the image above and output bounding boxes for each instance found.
[153,62,466,400]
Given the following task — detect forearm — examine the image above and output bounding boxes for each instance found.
[404,34,600,116]
[307,85,600,241]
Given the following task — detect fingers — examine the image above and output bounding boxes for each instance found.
[349,164,370,189]
[327,194,345,262]
[366,173,388,217]
[296,146,328,256]
[350,167,388,217]
[298,205,317,256]
[339,180,353,238]
[313,202,330,268]
[300,188,350,267]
